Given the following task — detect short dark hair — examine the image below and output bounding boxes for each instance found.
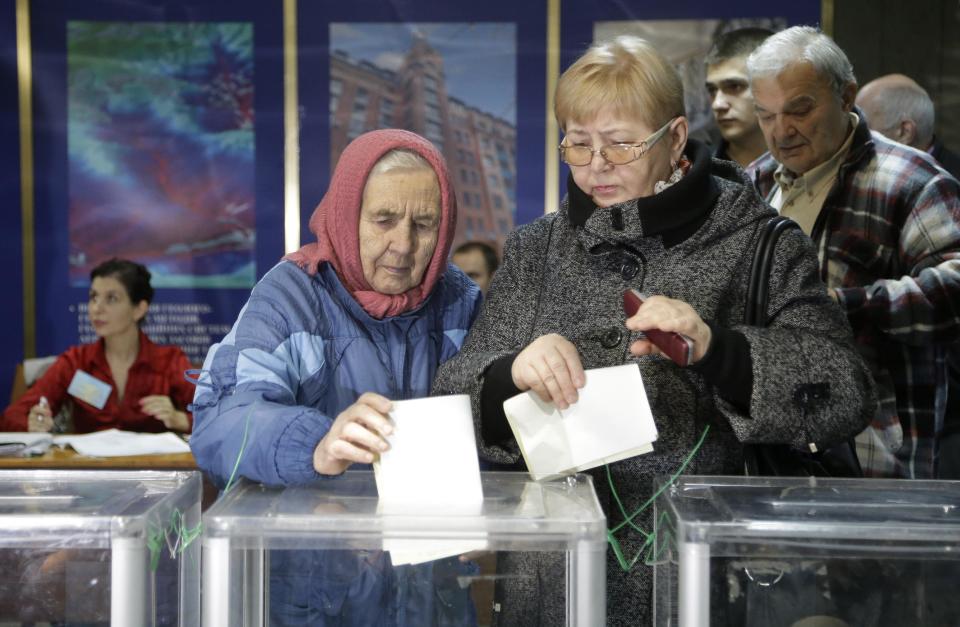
[90,258,154,305]
[705,27,775,66]
[453,241,499,274]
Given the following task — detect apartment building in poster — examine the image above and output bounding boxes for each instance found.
[330,33,516,247]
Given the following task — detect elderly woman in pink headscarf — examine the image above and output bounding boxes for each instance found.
[190,130,481,625]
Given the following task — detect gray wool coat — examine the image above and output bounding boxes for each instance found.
[432,150,876,626]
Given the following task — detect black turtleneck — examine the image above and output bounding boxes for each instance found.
[567,138,719,247]
[480,140,754,448]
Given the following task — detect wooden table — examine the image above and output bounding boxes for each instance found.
[0,447,197,469]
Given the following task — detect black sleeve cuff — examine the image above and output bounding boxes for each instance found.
[480,353,522,445]
[689,323,753,410]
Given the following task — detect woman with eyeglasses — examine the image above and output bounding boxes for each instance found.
[433,36,876,625]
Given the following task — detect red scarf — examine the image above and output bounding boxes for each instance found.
[284,129,457,319]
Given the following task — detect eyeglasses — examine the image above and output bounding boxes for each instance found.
[558,117,677,166]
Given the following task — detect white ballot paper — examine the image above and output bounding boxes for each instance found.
[0,429,190,457]
[0,432,55,456]
[54,429,191,457]
[373,394,485,565]
[503,363,658,480]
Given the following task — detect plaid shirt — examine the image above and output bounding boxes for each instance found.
[749,116,960,478]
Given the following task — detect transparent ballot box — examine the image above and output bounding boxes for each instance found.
[202,471,607,626]
[654,475,960,627]
[0,469,201,626]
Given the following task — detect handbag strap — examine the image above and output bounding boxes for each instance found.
[742,215,863,477]
[743,216,798,476]
[745,215,801,326]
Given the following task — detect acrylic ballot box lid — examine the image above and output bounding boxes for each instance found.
[657,475,960,554]
[0,469,201,548]
[203,471,607,551]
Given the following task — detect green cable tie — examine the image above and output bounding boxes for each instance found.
[605,424,711,572]
[223,403,256,494]
[147,401,253,572]
[145,507,205,572]
[147,522,163,572]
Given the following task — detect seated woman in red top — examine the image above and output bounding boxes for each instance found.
[1,258,194,433]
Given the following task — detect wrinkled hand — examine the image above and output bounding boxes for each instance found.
[313,392,394,476]
[511,334,585,410]
[139,395,190,432]
[27,402,53,433]
[625,295,712,364]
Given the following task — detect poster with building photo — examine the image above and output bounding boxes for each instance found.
[593,19,785,144]
[329,23,517,248]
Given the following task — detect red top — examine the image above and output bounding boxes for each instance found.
[1,331,194,433]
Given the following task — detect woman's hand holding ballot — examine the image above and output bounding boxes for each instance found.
[511,334,586,410]
[313,392,394,475]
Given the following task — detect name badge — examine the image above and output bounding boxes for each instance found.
[67,370,112,410]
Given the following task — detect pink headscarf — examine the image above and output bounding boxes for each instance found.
[284,129,457,319]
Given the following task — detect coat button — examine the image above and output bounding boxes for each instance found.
[600,328,622,348]
[619,261,638,280]
[605,255,639,280]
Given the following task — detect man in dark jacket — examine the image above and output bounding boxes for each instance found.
[704,27,773,167]
[746,27,960,479]
[856,73,960,178]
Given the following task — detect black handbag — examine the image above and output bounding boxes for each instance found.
[741,216,862,478]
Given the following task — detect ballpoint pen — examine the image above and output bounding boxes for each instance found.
[37,396,50,425]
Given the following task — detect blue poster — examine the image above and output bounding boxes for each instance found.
[67,21,257,289]
[29,0,284,365]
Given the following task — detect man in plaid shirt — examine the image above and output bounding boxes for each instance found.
[745,27,960,478]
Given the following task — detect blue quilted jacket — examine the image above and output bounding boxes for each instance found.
[190,260,482,626]
[190,260,481,487]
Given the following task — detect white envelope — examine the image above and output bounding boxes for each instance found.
[503,364,658,480]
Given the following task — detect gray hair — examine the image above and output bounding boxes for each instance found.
[371,149,433,176]
[746,26,856,98]
[863,83,935,148]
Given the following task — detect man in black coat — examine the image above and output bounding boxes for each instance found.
[857,73,960,178]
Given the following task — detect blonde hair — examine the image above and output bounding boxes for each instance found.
[555,36,684,131]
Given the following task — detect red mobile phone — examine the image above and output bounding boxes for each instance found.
[622,289,695,367]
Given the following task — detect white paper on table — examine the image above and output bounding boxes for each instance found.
[374,395,486,565]
[0,432,54,447]
[503,364,658,480]
[53,429,191,457]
